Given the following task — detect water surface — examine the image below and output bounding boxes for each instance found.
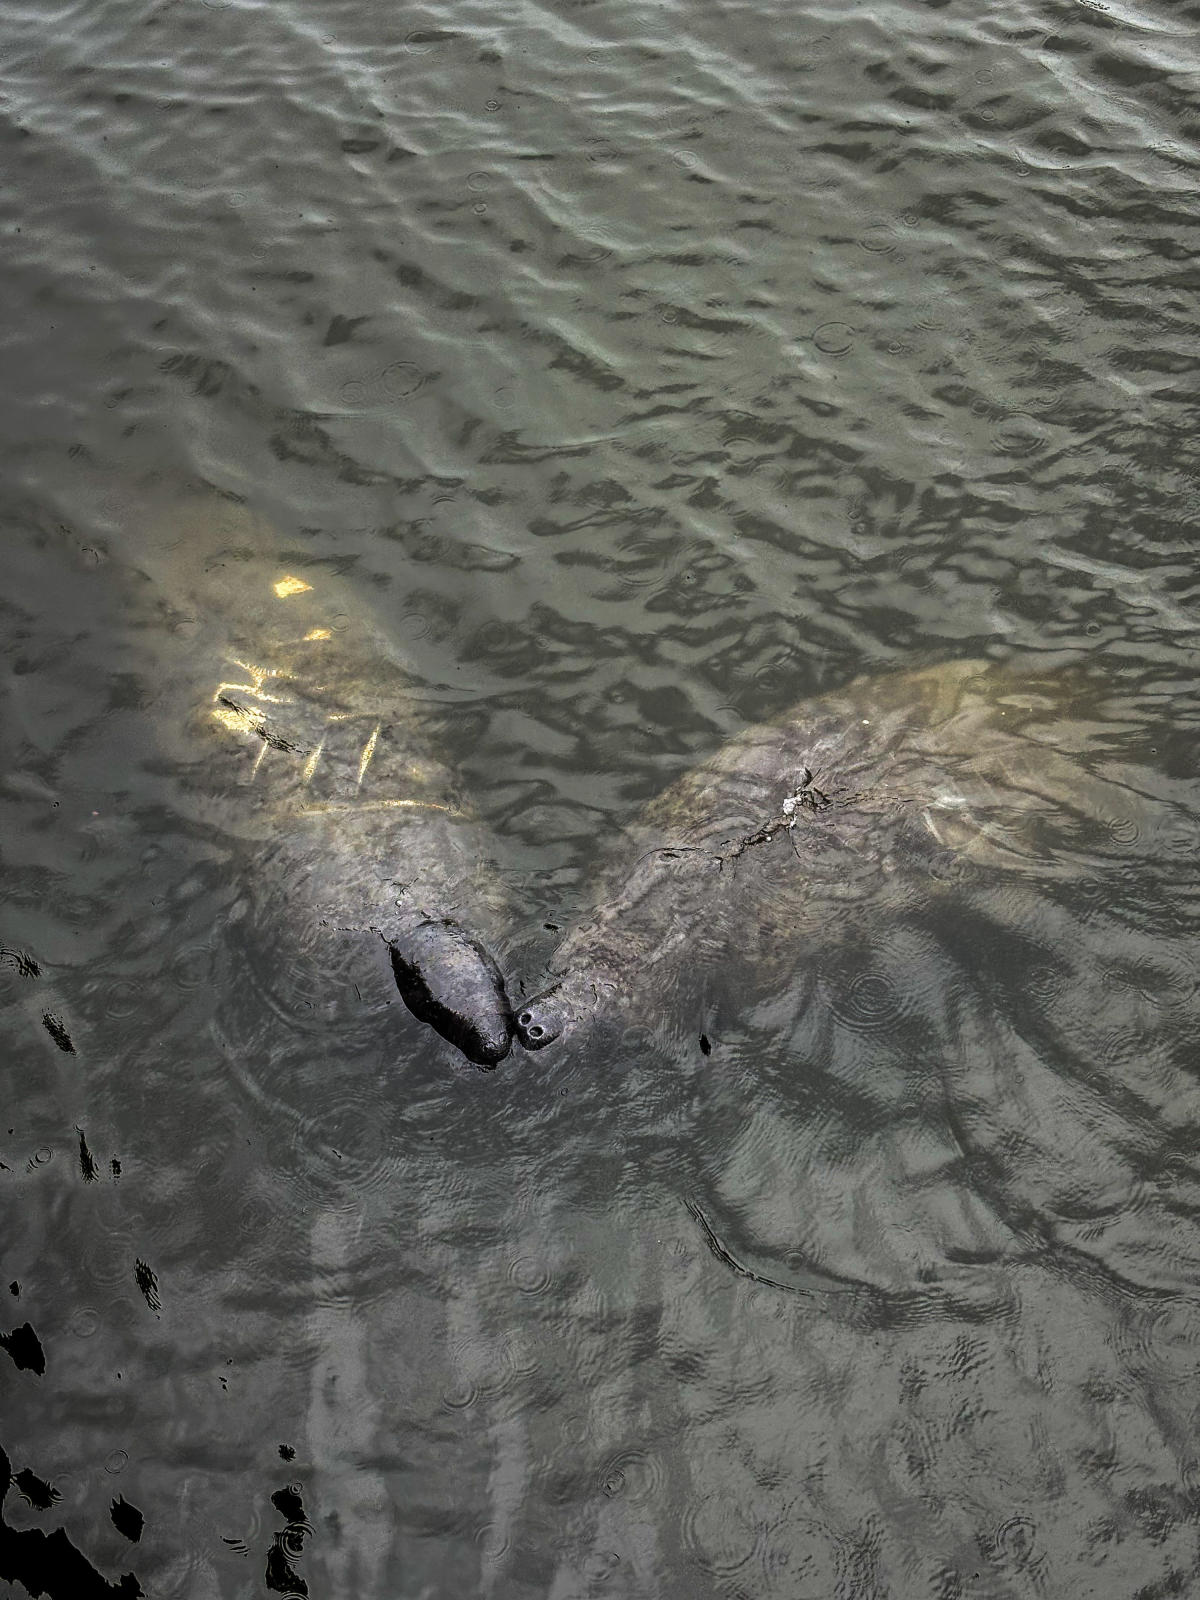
[2,0,1200,1594]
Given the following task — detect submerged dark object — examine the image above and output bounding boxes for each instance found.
[513,658,1135,1051]
[389,919,514,1068]
[0,1324,45,1376]
[109,1497,144,1544]
[136,497,519,1069]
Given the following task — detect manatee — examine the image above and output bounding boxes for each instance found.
[513,657,1132,1051]
[132,496,515,1067]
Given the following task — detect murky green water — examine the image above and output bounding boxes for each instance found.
[2,0,1200,1594]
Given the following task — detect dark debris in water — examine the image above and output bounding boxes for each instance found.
[41,1014,75,1054]
[77,1129,98,1184]
[133,1261,160,1315]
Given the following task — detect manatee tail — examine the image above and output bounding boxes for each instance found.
[387,920,514,1068]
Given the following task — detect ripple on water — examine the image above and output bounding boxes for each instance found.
[597,1447,665,1504]
[221,883,392,1050]
[74,1194,149,1296]
[68,1307,101,1340]
[681,1495,759,1576]
[991,1513,1039,1570]
[507,1254,554,1296]
[1115,1296,1200,1384]
[289,1080,395,1197]
[989,414,1046,459]
[234,1191,290,1258]
[443,1330,518,1414]
[1157,815,1199,856]
[1105,951,1196,1012]
[1102,812,1141,849]
[223,923,326,1034]
[440,1375,479,1412]
[758,1511,843,1598]
[473,1521,511,1563]
[103,977,144,1020]
[169,942,216,992]
[337,360,425,410]
[819,951,913,1034]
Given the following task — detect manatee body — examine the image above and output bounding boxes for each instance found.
[138,497,514,1067]
[514,657,1127,1051]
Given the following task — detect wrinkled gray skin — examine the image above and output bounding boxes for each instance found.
[515,657,1124,1051]
[135,497,514,1067]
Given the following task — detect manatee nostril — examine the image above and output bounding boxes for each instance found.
[515,990,562,1050]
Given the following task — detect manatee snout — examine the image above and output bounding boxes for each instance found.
[514,986,570,1051]
[388,920,514,1067]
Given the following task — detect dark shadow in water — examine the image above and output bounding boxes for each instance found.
[264,1482,312,1597]
[0,1325,45,1376]
[0,1445,143,1599]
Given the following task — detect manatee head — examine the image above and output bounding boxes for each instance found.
[514,977,598,1051]
[388,920,514,1068]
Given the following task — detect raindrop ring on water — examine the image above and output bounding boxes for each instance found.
[681,1497,758,1575]
[474,1523,510,1561]
[171,944,214,991]
[1117,1296,1200,1381]
[1105,815,1140,846]
[508,1256,553,1295]
[812,323,856,355]
[595,1449,665,1504]
[825,965,905,1031]
[858,224,898,253]
[441,1379,478,1410]
[990,415,1046,457]
[759,1514,842,1598]
[104,980,142,1020]
[379,361,424,401]
[993,1514,1037,1568]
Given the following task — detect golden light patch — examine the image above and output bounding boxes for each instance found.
[303,628,332,641]
[213,661,287,705]
[301,737,326,785]
[299,799,460,816]
[273,575,313,599]
[356,725,381,789]
[210,703,259,737]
